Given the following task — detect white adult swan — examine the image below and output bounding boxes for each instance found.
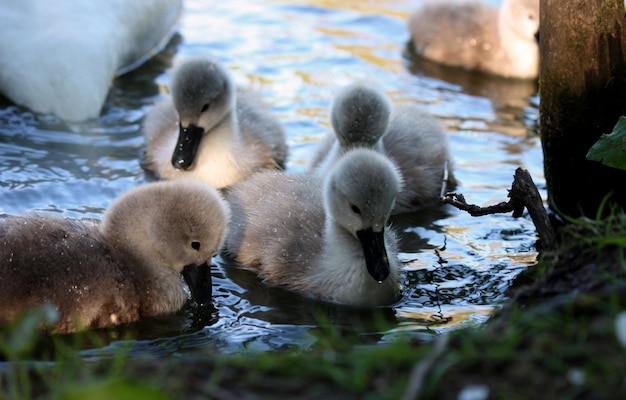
[0,178,230,334]
[309,82,456,214]
[0,0,183,121]
[142,55,288,189]
[223,148,403,306]
[407,0,540,79]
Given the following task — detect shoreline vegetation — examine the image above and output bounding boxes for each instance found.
[2,173,625,399]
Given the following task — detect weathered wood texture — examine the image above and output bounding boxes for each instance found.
[540,0,626,217]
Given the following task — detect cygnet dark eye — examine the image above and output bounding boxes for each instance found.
[351,204,361,215]
[201,103,209,113]
[191,241,201,251]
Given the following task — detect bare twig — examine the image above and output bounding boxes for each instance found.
[442,168,556,249]
[442,192,516,216]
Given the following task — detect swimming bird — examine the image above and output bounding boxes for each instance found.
[223,148,403,306]
[309,82,391,172]
[0,0,182,121]
[309,82,456,214]
[142,56,288,189]
[407,0,540,79]
[0,178,230,334]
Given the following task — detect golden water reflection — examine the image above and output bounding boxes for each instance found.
[180,0,540,342]
[395,305,495,332]
[278,0,410,18]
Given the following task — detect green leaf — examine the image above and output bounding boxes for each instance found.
[586,116,626,171]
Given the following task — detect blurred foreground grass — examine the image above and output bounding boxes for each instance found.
[2,211,626,399]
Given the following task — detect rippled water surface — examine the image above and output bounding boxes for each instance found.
[0,0,543,356]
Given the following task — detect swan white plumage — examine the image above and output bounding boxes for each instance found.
[0,0,182,121]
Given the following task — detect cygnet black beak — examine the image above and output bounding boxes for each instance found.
[182,262,212,306]
[171,123,204,170]
[356,227,390,283]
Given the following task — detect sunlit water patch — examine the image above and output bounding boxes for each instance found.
[0,0,542,356]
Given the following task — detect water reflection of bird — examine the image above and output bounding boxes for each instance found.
[221,259,399,332]
[309,82,456,214]
[0,179,229,334]
[407,0,540,79]
[223,148,403,306]
[142,56,287,189]
[0,0,183,121]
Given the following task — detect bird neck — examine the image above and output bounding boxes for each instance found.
[192,109,257,188]
[317,221,399,306]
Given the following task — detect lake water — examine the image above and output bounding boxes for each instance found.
[0,0,543,357]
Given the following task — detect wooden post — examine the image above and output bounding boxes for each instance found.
[540,0,626,218]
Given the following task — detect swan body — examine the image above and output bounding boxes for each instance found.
[223,148,403,306]
[407,0,540,79]
[0,0,183,121]
[142,56,287,189]
[0,178,230,333]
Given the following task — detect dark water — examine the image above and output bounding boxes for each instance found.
[0,0,542,357]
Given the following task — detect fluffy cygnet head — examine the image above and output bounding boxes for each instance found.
[330,83,391,150]
[101,178,231,304]
[499,0,540,43]
[324,148,402,282]
[169,56,236,170]
[102,178,230,270]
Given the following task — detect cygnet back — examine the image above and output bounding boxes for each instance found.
[384,103,457,212]
[407,0,540,79]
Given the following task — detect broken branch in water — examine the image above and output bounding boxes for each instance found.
[441,167,556,249]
